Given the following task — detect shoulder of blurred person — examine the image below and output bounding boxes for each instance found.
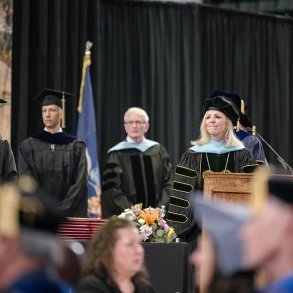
[190,193,256,293]
[241,167,293,293]
[0,177,76,293]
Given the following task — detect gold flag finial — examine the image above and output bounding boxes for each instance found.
[85,41,93,55]
[78,41,93,113]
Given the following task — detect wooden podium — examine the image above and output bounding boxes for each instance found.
[203,171,253,204]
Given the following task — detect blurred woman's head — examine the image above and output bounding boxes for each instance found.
[82,217,148,285]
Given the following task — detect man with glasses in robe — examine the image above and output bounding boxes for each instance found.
[101,107,172,218]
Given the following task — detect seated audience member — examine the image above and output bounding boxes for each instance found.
[190,194,255,293]
[77,217,157,293]
[209,90,266,164]
[241,168,293,293]
[101,107,172,218]
[0,178,74,293]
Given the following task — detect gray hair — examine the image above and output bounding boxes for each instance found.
[124,107,149,123]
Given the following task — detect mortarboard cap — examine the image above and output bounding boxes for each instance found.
[203,95,239,126]
[192,192,251,276]
[250,166,293,215]
[210,90,252,128]
[34,88,75,128]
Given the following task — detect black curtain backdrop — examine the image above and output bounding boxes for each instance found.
[12,0,293,171]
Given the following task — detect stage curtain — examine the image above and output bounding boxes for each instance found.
[12,0,293,169]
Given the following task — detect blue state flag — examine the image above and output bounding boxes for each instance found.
[77,48,101,218]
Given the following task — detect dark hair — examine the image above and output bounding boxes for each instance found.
[82,217,150,287]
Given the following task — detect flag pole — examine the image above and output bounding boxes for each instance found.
[78,41,93,113]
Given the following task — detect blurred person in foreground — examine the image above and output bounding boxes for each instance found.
[77,217,157,293]
[0,177,74,293]
[210,90,266,164]
[101,107,172,218]
[190,193,255,293]
[166,93,258,243]
[18,89,87,217]
[55,240,85,289]
[241,168,293,293]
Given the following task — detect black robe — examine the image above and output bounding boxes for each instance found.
[18,131,87,217]
[101,144,173,218]
[166,148,258,242]
[0,139,17,183]
[77,274,158,293]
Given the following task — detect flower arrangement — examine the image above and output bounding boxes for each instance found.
[118,204,177,243]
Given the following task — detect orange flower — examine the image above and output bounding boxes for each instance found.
[140,209,159,225]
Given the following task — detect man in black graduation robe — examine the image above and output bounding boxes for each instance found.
[101,107,173,218]
[18,89,87,217]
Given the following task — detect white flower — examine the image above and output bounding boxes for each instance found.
[118,211,136,221]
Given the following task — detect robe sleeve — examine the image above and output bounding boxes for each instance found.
[237,148,259,173]
[166,151,200,240]
[0,140,17,183]
[101,151,133,218]
[56,141,88,217]
[242,135,267,164]
[18,140,33,176]
[156,144,173,208]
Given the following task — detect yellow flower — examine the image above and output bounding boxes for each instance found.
[134,203,143,210]
[167,227,174,237]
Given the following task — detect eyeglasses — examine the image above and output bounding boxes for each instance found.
[124,121,147,126]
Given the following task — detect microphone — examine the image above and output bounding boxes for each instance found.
[246,127,293,175]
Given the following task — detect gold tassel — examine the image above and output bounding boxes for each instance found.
[240,99,245,114]
[61,91,66,128]
[236,119,240,131]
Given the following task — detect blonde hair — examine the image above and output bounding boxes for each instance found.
[124,107,149,123]
[191,111,244,148]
